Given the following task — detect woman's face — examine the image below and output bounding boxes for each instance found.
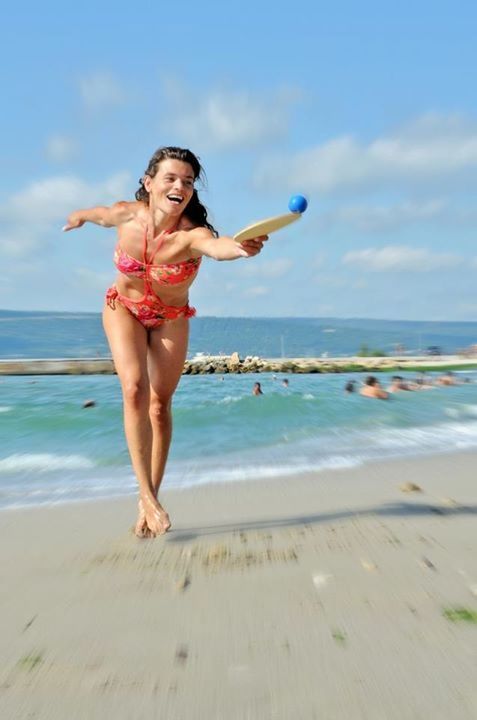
[144,159,195,216]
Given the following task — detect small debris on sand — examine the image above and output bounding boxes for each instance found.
[312,573,333,589]
[176,575,191,592]
[175,644,189,665]
[361,559,378,572]
[420,556,436,571]
[399,482,422,493]
[440,497,459,508]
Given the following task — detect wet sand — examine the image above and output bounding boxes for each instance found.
[1,451,476,719]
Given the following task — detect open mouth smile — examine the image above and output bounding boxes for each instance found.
[167,194,184,205]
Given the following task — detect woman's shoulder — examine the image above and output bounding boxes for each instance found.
[177,216,196,231]
[110,200,145,226]
[174,222,214,259]
[176,220,214,242]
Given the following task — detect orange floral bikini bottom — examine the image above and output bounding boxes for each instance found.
[106,286,196,330]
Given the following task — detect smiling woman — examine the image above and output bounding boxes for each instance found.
[63,146,268,538]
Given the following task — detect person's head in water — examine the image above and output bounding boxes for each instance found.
[344,380,356,393]
[360,374,388,399]
[135,146,217,235]
[252,382,263,396]
[282,378,289,388]
[365,376,378,386]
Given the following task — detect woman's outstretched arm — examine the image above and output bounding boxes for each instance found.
[187,227,267,261]
[63,201,136,231]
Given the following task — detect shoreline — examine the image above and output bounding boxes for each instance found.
[1,448,476,718]
[1,354,477,376]
[2,445,477,515]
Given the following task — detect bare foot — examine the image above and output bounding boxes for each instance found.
[135,499,152,539]
[136,496,171,538]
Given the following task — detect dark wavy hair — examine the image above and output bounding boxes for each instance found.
[135,146,218,236]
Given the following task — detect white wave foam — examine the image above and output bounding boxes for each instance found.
[445,404,477,419]
[445,408,459,418]
[0,406,12,413]
[0,453,95,473]
[464,404,477,415]
[167,455,361,489]
[218,395,242,405]
[370,421,477,452]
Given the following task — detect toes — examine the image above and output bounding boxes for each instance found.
[135,520,152,539]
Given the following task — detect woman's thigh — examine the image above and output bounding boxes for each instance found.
[147,317,189,400]
[102,303,149,386]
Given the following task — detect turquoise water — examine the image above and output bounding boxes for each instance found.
[1,371,477,508]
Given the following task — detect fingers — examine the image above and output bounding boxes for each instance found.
[62,222,79,232]
[241,237,266,256]
[62,215,84,232]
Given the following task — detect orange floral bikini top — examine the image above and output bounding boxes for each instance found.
[114,227,201,285]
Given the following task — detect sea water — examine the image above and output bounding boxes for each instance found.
[1,370,477,509]
[2,311,477,359]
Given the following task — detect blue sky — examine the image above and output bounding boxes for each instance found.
[2,0,477,319]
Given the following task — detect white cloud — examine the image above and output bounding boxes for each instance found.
[239,257,293,278]
[45,135,78,163]
[254,113,477,194]
[79,71,125,111]
[161,79,301,151]
[0,228,44,259]
[0,172,131,257]
[314,274,348,289]
[343,245,462,272]
[74,268,112,292]
[324,199,447,233]
[244,286,269,297]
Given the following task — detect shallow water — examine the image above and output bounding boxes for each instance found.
[1,371,477,508]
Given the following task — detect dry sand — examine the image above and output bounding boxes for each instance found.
[1,451,476,719]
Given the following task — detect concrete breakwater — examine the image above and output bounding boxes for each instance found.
[1,353,476,376]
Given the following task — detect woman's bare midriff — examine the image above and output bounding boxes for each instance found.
[114,273,194,308]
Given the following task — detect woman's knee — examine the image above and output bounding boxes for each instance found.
[149,396,172,424]
[121,377,149,408]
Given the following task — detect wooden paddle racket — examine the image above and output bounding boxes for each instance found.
[233,212,302,243]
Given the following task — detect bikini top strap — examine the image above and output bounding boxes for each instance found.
[143,225,176,291]
[142,227,149,264]
[144,226,173,265]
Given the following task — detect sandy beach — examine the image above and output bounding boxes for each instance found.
[1,451,476,719]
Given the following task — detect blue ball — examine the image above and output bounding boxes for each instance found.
[288,194,308,214]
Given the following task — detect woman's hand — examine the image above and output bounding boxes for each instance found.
[240,235,268,257]
[62,211,85,231]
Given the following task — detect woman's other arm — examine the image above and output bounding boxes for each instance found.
[63,202,136,231]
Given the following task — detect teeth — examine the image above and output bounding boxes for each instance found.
[168,195,183,203]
